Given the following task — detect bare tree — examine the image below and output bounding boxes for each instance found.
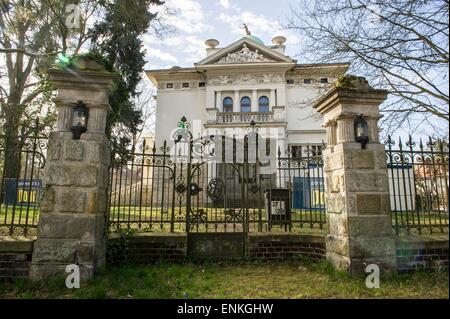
[285,0,449,138]
[111,83,156,147]
[0,0,103,179]
[0,0,172,179]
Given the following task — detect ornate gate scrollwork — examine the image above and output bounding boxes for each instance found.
[176,181,186,194]
[190,183,203,196]
[207,178,224,200]
[187,209,208,230]
[224,209,245,223]
[249,184,259,194]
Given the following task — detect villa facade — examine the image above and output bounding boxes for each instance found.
[146,32,349,158]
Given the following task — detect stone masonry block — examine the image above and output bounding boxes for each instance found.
[356,194,390,215]
[32,240,79,264]
[326,251,350,271]
[84,188,108,214]
[39,187,54,213]
[347,216,394,237]
[347,194,357,216]
[349,236,396,258]
[98,164,110,190]
[327,212,348,236]
[77,240,107,267]
[84,142,110,166]
[63,140,84,161]
[347,150,375,169]
[37,213,105,240]
[346,171,389,192]
[53,188,86,213]
[326,234,349,256]
[47,143,62,161]
[324,152,343,172]
[326,194,346,214]
[326,194,357,216]
[327,172,345,193]
[374,150,388,169]
[44,162,99,187]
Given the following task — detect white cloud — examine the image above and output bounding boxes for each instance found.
[219,0,230,9]
[146,48,178,64]
[219,10,301,46]
[165,0,212,34]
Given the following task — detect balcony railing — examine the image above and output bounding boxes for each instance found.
[217,111,274,123]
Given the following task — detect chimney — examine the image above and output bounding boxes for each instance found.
[271,36,287,54]
[205,39,220,56]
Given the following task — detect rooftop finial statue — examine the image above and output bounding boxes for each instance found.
[241,23,251,35]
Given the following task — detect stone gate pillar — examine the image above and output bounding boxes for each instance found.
[31,57,116,280]
[313,76,396,275]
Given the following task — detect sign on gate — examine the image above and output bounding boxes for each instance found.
[3,178,42,206]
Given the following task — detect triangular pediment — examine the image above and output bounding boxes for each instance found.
[196,37,295,66]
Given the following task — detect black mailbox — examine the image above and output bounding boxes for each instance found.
[265,188,292,231]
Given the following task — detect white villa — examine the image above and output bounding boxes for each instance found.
[146,29,349,158]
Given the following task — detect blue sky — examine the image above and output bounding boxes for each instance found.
[139,0,448,140]
[143,0,303,70]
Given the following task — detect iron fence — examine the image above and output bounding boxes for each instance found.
[385,135,449,234]
[0,122,47,237]
[107,134,326,233]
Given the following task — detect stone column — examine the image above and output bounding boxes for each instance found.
[216,91,222,110]
[270,89,276,108]
[324,120,337,146]
[251,89,258,112]
[30,57,116,281]
[234,90,240,112]
[313,76,396,275]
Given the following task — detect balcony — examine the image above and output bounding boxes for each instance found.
[217,111,274,123]
[206,106,286,125]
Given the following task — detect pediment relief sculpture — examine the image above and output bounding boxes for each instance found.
[207,73,284,86]
[217,44,276,64]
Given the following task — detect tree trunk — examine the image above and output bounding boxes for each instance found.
[1,100,23,203]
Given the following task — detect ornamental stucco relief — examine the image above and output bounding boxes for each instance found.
[217,44,275,64]
[207,73,284,86]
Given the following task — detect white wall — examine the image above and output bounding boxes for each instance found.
[286,85,328,132]
[154,88,206,147]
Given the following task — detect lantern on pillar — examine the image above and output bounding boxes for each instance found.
[71,101,89,140]
[354,114,369,149]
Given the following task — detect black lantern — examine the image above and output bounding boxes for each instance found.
[354,114,369,149]
[71,101,89,140]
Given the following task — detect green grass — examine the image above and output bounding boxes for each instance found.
[0,261,448,299]
[1,204,448,237]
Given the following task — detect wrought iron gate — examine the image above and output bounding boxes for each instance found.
[108,118,326,234]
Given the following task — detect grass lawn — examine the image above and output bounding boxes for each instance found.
[0,261,448,299]
[1,204,448,237]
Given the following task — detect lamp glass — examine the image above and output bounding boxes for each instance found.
[354,115,369,148]
[71,102,88,140]
[72,109,87,127]
[356,121,368,139]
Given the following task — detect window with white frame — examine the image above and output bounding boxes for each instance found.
[223,97,233,113]
[258,96,269,112]
[240,96,251,112]
[290,144,323,158]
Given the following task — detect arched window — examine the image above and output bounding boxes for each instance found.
[258,96,269,112]
[223,97,233,112]
[241,96,251,112]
